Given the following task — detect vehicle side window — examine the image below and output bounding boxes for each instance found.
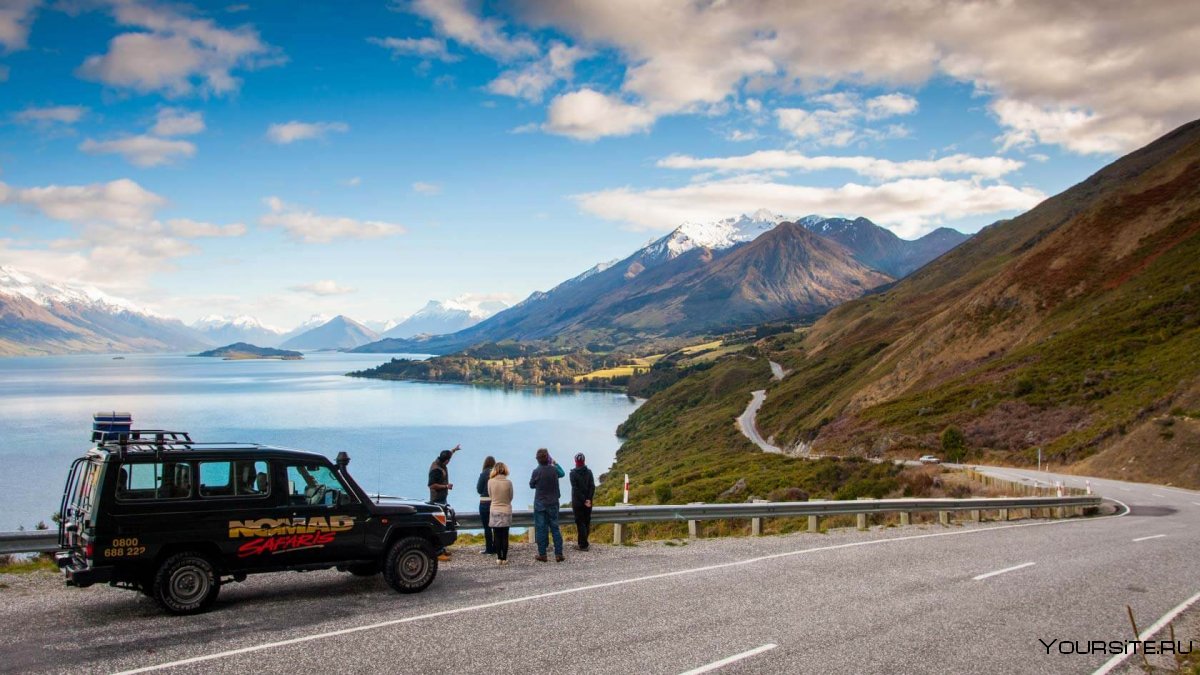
[115,462,192,500]
[285,464,355,507]
[199,460,270,498]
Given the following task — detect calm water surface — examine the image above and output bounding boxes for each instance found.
[0,352,641,531]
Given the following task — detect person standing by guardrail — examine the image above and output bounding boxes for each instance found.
[487,461,513,565]
[530,448,566,563]
[570,453,595,551]
[428,444,459,562]
[476,456,497,556]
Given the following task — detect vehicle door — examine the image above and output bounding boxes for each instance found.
[246,460,367,564]
[193,458,281,569]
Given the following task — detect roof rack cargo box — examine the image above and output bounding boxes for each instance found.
[92,412,133,442]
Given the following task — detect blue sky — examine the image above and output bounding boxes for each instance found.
[1,1,1195,329]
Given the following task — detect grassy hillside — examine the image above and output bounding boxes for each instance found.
[745,119,1200,486]
[597,355,905,508]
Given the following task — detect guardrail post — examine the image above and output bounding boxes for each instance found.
[939,510,950,526]
[751,499,767,536]
[899,512,911,526]
[970,509,981,523]
[999,508,1009,521]
[856,497,873,531]
[688,502,703,539]
[808,515,818,533]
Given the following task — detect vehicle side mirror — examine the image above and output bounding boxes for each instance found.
[336,452,350,468]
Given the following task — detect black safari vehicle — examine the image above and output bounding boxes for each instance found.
[56,413,458,614]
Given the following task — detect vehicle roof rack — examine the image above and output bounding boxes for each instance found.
[95,429,195,457]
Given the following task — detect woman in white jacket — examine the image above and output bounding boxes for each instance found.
[487,462,514,565]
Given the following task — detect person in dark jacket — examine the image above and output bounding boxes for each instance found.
[428,444,459,562]
[529,447,565,562]
[476,456,496,555]
[569,453,595,551]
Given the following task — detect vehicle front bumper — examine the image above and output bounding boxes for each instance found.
[56,552,114,588]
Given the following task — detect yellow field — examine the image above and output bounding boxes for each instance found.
[573,365,651,382]
[678,340,722,355]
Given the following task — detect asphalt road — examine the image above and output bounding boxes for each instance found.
[2,468,1197,675]
[735,389,782,454]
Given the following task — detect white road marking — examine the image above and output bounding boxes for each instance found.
[679,644,778,675]
[972,562,1035,581]
[1092,589,1200,675]
[1119,488,1132,492]
[1132,534,1167,542]
[1192,502,1200,506]
[113,506,1130,675]
[1151,493,1167,498]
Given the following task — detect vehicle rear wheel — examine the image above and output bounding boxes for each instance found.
[152,552,219,615]
[382,537,437,593]
[346,562,380,577]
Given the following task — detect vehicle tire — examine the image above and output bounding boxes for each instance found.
[152,552,220,615]
[382,537,437,593]
[346,562,380,577]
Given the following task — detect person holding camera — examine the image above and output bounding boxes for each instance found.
[569,452,595,551]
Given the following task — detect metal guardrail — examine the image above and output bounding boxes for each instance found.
[0,531,57,555]
[456,495,1100,528]
[0,495,1101,555]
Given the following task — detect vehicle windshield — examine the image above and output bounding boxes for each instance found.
[286,464,355,506]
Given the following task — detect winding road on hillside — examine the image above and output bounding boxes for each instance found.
[3,468,1197,675]
[736,360,789,454]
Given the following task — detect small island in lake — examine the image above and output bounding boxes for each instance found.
[192,342,304,360]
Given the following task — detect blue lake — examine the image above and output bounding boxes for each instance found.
[0,352,641,531]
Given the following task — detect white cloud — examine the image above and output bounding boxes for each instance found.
[775,92,915,146]
[13,105,88,126]
[0,177,226,291]
[3,178,165,226]
[368,36,459,62]
[260,196,405,243]
[412,181,441,195]
[543,88,655,140]
[408,0,537,61]
[79,135,196,167]
[266,120,349,144]
[289,280,356,296]
[518,1,1200,154]
[865,93,919,119]
[0,0,38,51]
[575,176,1045,239]
[345,177,362,187]
[658,150,1023,181]
[487,42,588,102]
[151,107,205,136]
[78,0,281,96]
[166,218,245,238]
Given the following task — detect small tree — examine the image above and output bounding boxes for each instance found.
[941,425,968,462]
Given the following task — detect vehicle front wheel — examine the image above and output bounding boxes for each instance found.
[382,537,437,593]
[152,552,220,615]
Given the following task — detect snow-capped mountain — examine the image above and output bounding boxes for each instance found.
[382,297,510,339]
[278,314,333,343]
[0,265,158,316]
[280,315,379,350]
[638,209,789,262]
[0,265,211,356]
[191,315,285,347]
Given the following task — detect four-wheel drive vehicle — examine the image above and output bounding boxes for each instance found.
[56,414,458,614]
[918,455,941,464]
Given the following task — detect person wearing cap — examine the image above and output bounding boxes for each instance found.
[569,453,595,551]
[428,444,459,561]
